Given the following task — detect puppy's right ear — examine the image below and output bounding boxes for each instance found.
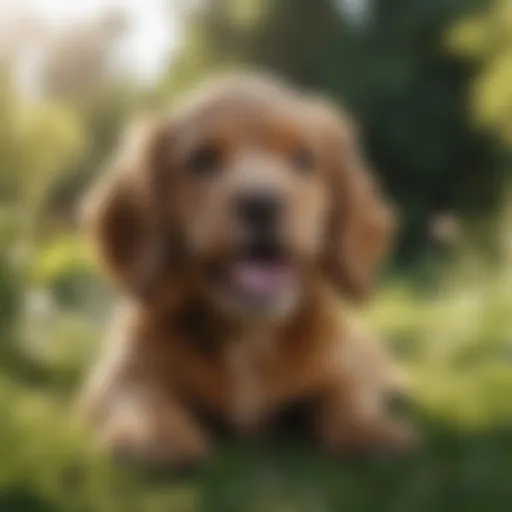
[81,117,170,299]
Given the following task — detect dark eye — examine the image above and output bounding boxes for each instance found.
[187,144,222,176]
[291,147,315,174]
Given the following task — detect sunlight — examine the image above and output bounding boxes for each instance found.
[0,0,180,85]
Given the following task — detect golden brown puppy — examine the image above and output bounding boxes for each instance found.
[79,74,412,468]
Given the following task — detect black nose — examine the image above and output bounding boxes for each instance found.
[235,192,282,231]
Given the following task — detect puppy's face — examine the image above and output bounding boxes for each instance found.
[166,91,330,316]
[85,76,395,319]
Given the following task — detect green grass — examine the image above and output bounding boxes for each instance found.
[1,375,512,512]
[1,262,511,512]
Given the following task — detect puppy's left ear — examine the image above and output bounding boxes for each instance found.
[79,115,175,301]
[317,102,398,301]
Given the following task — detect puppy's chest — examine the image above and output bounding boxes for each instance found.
[223,333,280,431]
[175,331,332,432]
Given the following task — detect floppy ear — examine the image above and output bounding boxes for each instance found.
[320,104,397,301]
[81,117,173,299]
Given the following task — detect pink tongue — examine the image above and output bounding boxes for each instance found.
[231,262,291,296]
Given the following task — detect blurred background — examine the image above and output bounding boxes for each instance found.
[0,0,511,510]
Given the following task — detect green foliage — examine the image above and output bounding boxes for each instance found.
[31,236,96,306]
[448,0,512,144]
[0,255,21,343]
[0,73,84,209]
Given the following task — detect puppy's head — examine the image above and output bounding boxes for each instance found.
[83,75,395,318]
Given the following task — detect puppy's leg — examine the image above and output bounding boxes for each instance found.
[100,388,210,469]
[79,322,210,468]
[314,332,415,453]
[314,382,414,453]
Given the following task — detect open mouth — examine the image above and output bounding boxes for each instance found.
[230,258,294,299]
[212,243,297,304]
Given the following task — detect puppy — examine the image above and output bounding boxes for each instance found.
[79,74,412,468]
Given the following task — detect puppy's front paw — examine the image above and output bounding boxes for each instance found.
[360,419,418,452]
[319,416,418,455]
[101,407,210,470]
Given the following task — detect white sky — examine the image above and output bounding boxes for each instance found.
[0,0,181,84]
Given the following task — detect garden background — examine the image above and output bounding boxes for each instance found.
[1,1,512,510]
